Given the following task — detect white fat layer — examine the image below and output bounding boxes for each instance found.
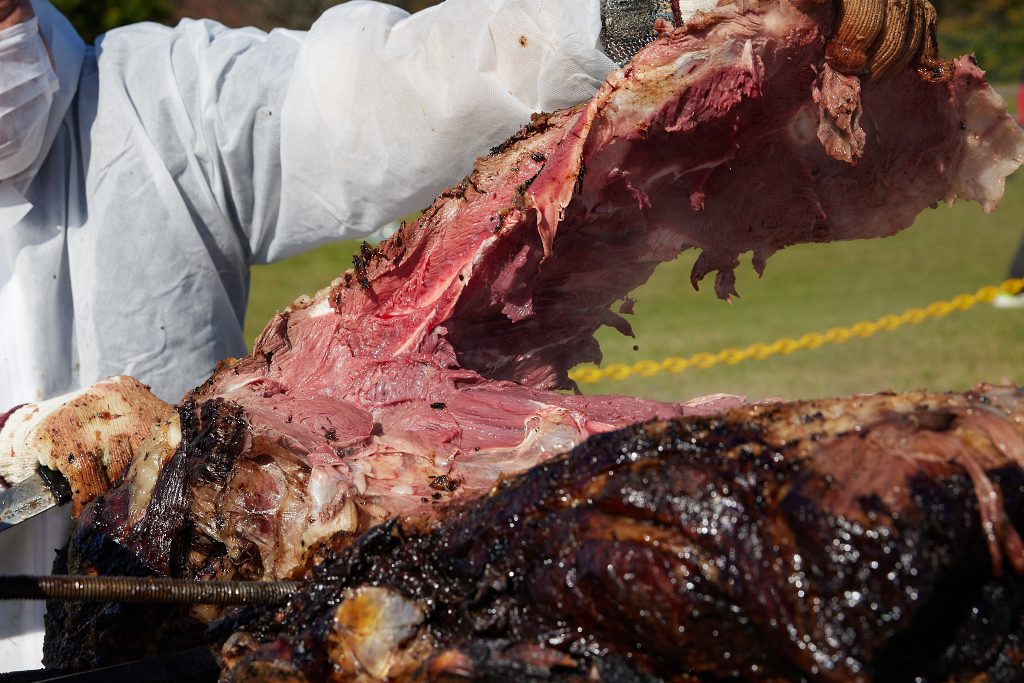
[470,234,500,268]
[308,465,348,510]
[762,10,790,36]
[521,410,585,456]
[307,299,334,319]
[453,407,585,487]
[948,83,1024,211]
[126,413,182,525]
[611,51,708,123]
[301,492,359,552]
[333,587,425,679]
[220,377,259,394]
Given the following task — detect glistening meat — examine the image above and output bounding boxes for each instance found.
[34,0,1024,675]
[219,387,1024,682]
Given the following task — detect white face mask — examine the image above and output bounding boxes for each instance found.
[0,2,85,236]
[0,17,59,180]
[0,0,87,184]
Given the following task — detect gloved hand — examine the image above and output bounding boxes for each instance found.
[599,0,709,65]
[826,0,952,83]
[0,376,173,517]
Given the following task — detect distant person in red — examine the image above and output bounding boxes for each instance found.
[993,66,1024,308]
[1019,65,1024,126]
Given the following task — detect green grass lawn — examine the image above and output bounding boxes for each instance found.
[583,181,1024,401]
[246,102,1024,404]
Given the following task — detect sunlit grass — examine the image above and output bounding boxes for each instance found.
[583,180,1024,401]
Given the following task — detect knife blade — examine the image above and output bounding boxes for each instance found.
[0,465,72,532]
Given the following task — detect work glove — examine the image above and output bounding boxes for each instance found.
[601,0,950,84]
[0,377,173,517]
[827,0,951,83]
[599,0,710,65]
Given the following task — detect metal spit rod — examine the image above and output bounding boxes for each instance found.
[0,575,301,605]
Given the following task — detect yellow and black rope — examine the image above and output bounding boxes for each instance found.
[569,278,1024,384]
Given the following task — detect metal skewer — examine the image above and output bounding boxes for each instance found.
[0,575,301,606]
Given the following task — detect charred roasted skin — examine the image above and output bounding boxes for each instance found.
[826,0,954,83]
[219,387,1024,682]
[44,398,251,670]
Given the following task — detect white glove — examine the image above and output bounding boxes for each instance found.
[0,376,172,516]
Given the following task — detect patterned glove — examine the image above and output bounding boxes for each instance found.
[599,0,679,65]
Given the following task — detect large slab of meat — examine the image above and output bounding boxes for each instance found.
[217,386,1024,682]
[35,0,1024,676]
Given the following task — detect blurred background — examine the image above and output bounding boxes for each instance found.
[55,0,1024,402]
[53,0,438,41]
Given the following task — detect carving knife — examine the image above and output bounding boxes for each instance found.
[0,465,72,532]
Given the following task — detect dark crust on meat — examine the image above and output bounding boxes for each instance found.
[43,399,251,670]
[129,398,249,577]
[219,389,1024,682]
[42,519,204,670]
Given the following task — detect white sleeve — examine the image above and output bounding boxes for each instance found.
[0,17,58,180]
[261,0,614,263]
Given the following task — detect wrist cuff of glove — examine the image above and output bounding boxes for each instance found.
[599,0,680,66]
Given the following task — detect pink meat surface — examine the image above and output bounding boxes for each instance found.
[89,0,1023,580]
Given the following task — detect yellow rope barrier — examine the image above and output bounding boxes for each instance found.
[568,278,1024,385]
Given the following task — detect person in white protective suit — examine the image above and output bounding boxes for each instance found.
[0,0,726,670]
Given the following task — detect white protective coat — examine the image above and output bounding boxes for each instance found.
[0,0,714,670]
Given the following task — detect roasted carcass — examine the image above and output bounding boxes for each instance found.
[27,0,1024,677]
[219,387,1024,682]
